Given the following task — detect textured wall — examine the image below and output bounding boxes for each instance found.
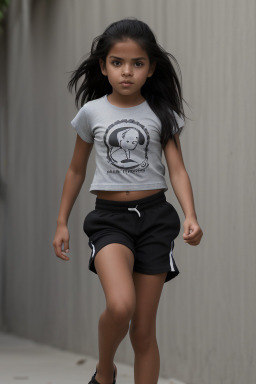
[1,0,256,383]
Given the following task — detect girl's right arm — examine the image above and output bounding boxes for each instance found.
[52,134,93,261]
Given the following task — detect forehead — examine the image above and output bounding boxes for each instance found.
[107,39,149,60]
[124,129,139,137]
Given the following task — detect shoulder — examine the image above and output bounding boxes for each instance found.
[81,95,106,114]
[145,103,185,131]
[172,110,185,128]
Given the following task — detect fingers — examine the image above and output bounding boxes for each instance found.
[183,226,195,240]
[54,224,70,260]
[183,225,203,245]
[184,235,202,245]
[183,222,191,237]
[61,244,70,260]
[53,241,70,260]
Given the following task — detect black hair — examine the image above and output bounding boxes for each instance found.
[67,18,186,149]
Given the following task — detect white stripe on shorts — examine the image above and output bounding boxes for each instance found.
[169,240,175,272]
[90,241,96,259]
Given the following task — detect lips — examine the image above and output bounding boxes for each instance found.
[120,81,133,85]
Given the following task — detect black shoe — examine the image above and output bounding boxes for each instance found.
[88,364,117,384]
[88,370,100,384]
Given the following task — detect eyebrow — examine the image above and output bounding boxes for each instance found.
[109,56,147,61]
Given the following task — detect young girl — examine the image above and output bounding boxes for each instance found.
[53,18,203,384]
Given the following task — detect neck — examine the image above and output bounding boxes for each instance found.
[107,92,145,108]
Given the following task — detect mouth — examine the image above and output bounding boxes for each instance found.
[120,81,133,85]
[120,81,134,88]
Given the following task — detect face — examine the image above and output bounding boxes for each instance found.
[100,39,155,100]
[118,128,139,150]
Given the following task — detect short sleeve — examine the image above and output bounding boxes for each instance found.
[70,107,94,143]
[172,110,185,136]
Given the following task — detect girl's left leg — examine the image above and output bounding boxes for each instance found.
[129,271,167,384]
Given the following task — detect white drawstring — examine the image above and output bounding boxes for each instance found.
[128,205,141,218]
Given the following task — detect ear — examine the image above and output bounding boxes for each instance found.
[147,62,156,78]
[99,59,107,76]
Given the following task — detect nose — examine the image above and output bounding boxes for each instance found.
[122,64,133,76]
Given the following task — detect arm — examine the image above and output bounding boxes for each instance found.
[164,134,203,245]
[57,134,93,225]
[53,134,93,259]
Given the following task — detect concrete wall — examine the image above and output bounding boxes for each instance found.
[0,0,255,383]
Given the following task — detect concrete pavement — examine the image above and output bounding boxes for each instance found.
[0,332,185,384]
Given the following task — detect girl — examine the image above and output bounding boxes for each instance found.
[53,18,203,384]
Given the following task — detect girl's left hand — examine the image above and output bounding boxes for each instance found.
[183,218,203,245]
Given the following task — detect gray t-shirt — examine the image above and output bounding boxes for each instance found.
[71,95,184,195]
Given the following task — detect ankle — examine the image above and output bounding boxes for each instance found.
[95,362,117,384]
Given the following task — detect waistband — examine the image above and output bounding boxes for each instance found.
[95,190,166,213]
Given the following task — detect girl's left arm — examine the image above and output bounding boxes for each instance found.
[164,134,203,245]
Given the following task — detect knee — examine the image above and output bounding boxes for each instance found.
[129,324,156,353]
[106,300,135,326]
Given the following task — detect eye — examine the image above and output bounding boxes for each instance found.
[111,60,121,67]
[134,62,144,67]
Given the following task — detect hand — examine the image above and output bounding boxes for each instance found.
[52,223,71,261]
[183,217,203,246]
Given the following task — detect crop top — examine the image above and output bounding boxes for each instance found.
[70,95,184,195]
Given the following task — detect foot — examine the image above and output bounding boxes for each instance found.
[93,362,117,384]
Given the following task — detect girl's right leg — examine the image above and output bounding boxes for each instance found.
[93,243,136,384]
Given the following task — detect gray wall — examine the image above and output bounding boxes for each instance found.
[0,0,256,383]
[0,10,8,332]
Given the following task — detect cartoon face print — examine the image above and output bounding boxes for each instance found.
[117,128,139,151]
[110,127,143,164]
[104,119,150,170]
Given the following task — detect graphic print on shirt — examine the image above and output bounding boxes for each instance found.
[104,119,150,170]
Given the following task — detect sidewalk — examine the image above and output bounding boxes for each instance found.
[0,332,184,384]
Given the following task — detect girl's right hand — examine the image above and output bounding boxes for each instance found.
[52,224,70,261]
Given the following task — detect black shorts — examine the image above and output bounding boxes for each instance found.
[83,190,181,283]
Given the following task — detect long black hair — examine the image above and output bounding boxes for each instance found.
[67,18,186,149]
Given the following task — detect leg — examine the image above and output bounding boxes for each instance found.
[129,271,167,384]
[94,243,136,384]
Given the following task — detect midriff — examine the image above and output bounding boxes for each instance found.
[96,189,164,201]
